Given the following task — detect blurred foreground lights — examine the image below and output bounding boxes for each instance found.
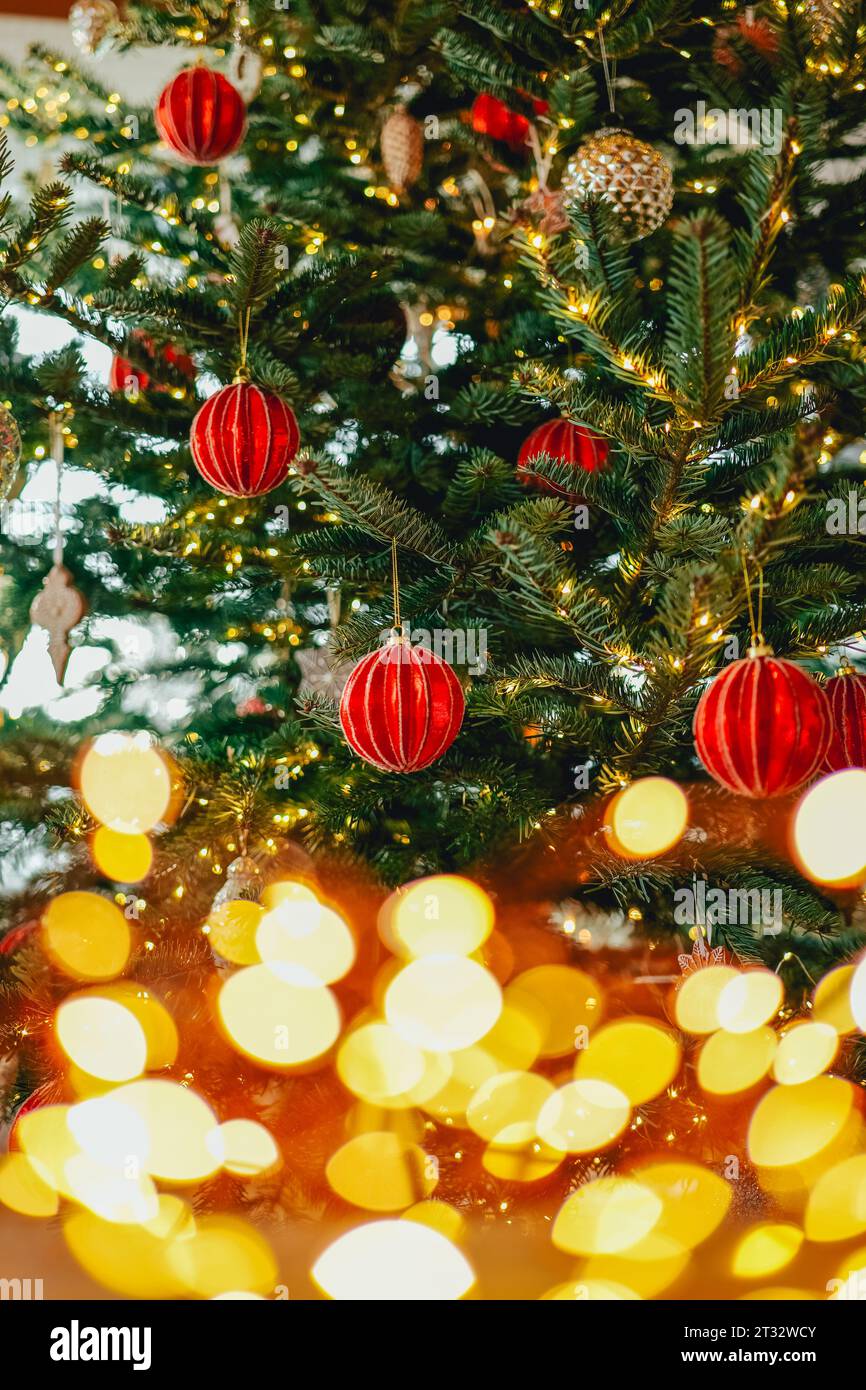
[537,1079,630,1153]
[166,1215,278,1299]
[206,900,263,966]
[805,1155,866,1242]
[466,1070,554,1147]
[208,1119,281,1177]
[505,964,601,1058]
[385,955,501,1053]
[716,969,783,1034]
[541,1279,640,1301]
[256,899,355,984]
[312,1220,474,1301]
[56,996,147,1082]
[42,892,131,981]
[574,1018,681,1105]
[606,777,688,859]
[553,1177,663,1256]
[698,1026,777,1095]
[748,1076,855,1167]
[674,963,738,1034]
[325,1132,436,1211]
[793,770,866,886]
[104,1080,220,1183]
[337,1022,426,1106]
[378,875,494,958]
[218,963,341,1067]
[79,732,172,835]
[91,827,152,884]
[772,1022,837,1085]
[814,963,859,1034]
[850,953,866,1032]
[634,1161,731,1250]
[732,1224,803,1279]
[0,1152,59,1218]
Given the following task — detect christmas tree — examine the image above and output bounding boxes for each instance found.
[1,0,866,1303]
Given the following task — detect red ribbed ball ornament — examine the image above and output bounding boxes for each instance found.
[824,665,866,771]
[693,645,831,797]
[339,636,465,773]
[190,381,300,498]
[517,419,609,498]
[155,66,246,166]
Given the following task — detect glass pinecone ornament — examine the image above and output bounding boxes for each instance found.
[68,0,119,54]
[380,107,424,193]
[0,403,21,502]
[212,855,262,908]
[561,127,674,241]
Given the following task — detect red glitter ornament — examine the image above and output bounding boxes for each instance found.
[824,664,866,771]
[190,381,300,498]
[155,66,247,166]
[339,636,465,773]
[693,645,831,797]
[517,419,609,498]
[471,92,547,150]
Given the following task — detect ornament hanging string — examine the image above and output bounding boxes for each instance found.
[740,550,765,648]
[390,535,402,635]
[237,307,252,380]
[50,411,65,566]
[598,30,617,116]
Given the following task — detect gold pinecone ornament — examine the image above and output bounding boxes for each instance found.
[561,127,674,241]
[68,0,119,55]
[380,107,424,193]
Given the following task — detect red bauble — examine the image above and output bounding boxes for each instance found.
[517,419,609,497]
[190,381,300,497]
[693,647,831,797]
[471,93,546,150]
[824,668,866,771]
[155,66,246,165]
[109,334,195,396]
[339,638,465,773]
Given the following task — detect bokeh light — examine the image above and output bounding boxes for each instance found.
[697,1026,777,1095]
[91,827,153,884]
[537,1079,630,1153]
[79,732,172,835]
[336,1021,426,1107]
[805,1154,866,1242]
[716,969,783,1034]
[209,1120,281,1177]
[325,1132,435,1211]
[606,777,689,859]
[0,1152,59,1218]
[56,996,147,1083]
[205,900,264,966]
[674,964,738,1034]
[813,963,859,1034]
[748,1076,855,1167]
[218,964,341,1068]
[574,1018,681,1104]
[466,1070,555,1147]
[850,953,866,1032]
[732,1224,803,1278]
[378,875,494,958]
[553,1177,662,1255]
[312,1220,474,1301]
[385,955,502,1053]
[256,899,355,984]
[42,892,131,981]
[792,769,866,886]
[772,1022,837,1085]
[505,965,601,1058]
